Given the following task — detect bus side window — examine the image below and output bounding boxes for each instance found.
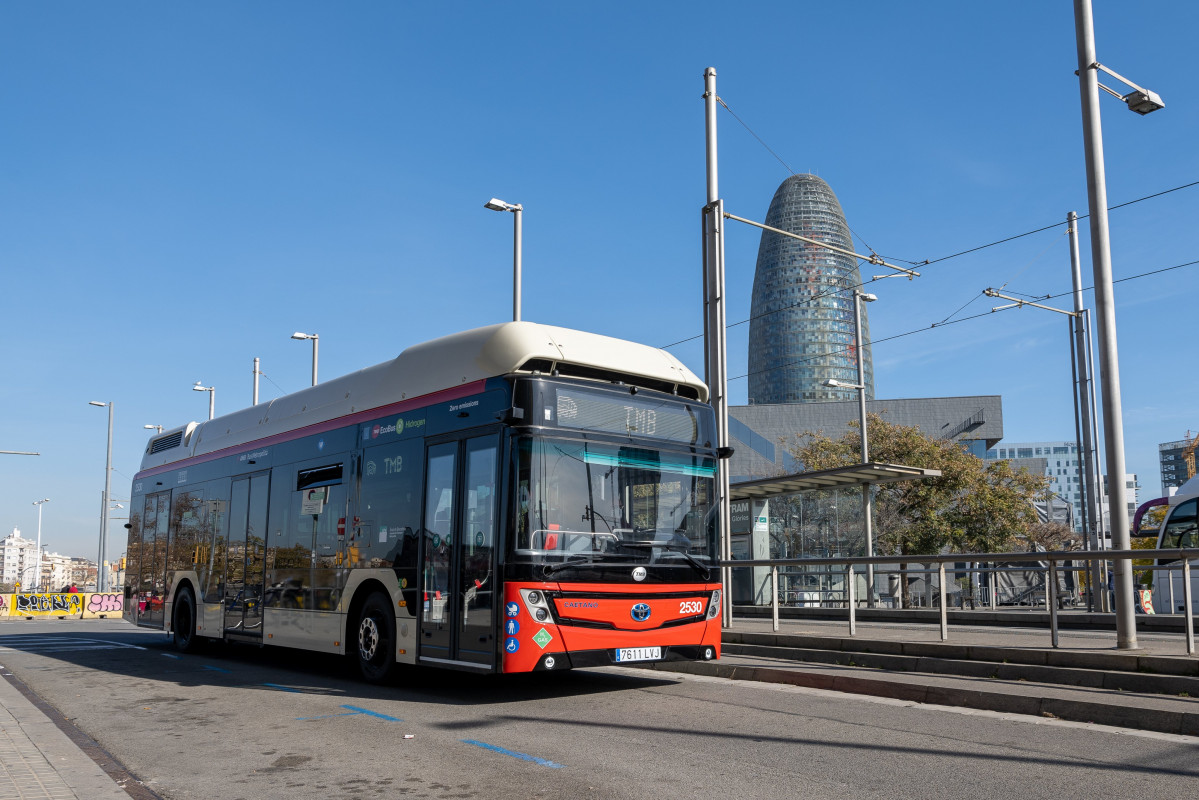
[1160,498,1197,562]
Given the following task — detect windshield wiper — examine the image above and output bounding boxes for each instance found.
[542,556,597,577]
[617,541,711,580]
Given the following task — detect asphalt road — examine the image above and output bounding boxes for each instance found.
[1,618,1196,800]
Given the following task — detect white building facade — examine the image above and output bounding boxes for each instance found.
[1,527,41,589]
[986,441,1087,532]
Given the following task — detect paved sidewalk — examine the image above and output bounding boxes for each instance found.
[732,615,1199,663]
[0,666,129,800]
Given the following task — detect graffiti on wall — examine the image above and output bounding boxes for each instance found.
[83,593,123,618]
[0,592,126,619]
[15,593,84,616]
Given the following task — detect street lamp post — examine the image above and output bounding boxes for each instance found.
[484,198,523,322]
[290,333,319,386]
[32,498,49,591]
[1073,0,1164,649]
[87,400,114,592]
[822,289,877,607]
[193,382,215,420]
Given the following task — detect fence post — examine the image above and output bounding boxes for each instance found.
[848,565,856,636]
[1168,565,1175,614]
[990,562,997,609]
[771,565,779,633]
[1183,560,1194,656]
[938,562,948,641]
[1049,560,1059,649]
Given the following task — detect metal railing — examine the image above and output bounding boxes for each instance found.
[724,547,1199,655]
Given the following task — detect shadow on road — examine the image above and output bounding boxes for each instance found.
[0,620,682,706]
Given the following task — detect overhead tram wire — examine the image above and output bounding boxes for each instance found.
[714,97,887,266]
[663,178,1199,350]
[728,256,1199,384]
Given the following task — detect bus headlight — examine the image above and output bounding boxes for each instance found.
[521,589,555,624]
[706,589,721,619]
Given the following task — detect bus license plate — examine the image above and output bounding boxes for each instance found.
[615,646,662,662]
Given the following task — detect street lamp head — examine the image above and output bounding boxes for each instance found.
[33,498,49,505]
[1122,88,1164,115]
[88,401,107,407]
[854,291,878,302]
[823,379,844,388]
[291,332,317,340]
[484,198,520,212]
[193,382,213,392]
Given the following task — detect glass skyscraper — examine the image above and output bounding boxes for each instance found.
[748,174,874,405]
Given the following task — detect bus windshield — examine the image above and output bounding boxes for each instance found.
[514,436,718,572]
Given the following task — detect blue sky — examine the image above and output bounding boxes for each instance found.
[2,2,1196,562]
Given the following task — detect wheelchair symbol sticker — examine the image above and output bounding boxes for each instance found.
[505,637,520,653]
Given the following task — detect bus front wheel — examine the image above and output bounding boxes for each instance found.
[355,592,396,683]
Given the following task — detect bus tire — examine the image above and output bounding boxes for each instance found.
[354,592,396,683]
[172,586,200,653]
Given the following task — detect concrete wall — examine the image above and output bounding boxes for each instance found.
[0,592,124,619]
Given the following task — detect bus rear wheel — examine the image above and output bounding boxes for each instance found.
[172,586,200,653]
[355,592,396,683]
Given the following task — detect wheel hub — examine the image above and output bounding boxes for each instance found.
[359,616,380,661]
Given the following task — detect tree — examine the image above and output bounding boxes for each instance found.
[1022,520,1079,552]
[785,414,1050,604]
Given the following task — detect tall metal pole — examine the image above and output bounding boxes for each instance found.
[853,292,874,607]
[99,402,113,592]
[1074,0,1135,647]
[1084,308,1109,610]
[310,337,319,386]
[702,66,733,627]
[208,389,215,420]
[513,206,523,322]
[253,357,260,405]
[34,499,48,591]
[1068,211,1106,610]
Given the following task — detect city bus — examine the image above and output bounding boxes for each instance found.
[1152,473,1199,613]
[122,322,723,679]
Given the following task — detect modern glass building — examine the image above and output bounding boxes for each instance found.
[748,174,873,405]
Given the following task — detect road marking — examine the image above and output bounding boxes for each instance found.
[162,653,180,659]
[202,665,230,673]
[0,636,147,653]
[262,682,302,693]
[657,669,1199,744]
[297,704,402,722]
[461,739,565,768]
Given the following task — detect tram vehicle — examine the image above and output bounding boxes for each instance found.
[1152,474,1199,614]
[122,322,723,679]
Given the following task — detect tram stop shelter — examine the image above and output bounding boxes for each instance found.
[727,462,941,606]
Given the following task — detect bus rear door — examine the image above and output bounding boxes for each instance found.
[224,471,269,638]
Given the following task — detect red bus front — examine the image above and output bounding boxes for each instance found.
[498,430,722,672]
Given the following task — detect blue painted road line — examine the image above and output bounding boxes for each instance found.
[262,683,302,693]
[202,665,230,673]
[296,705,402,722]
[340,705,402,721]
[461,739,565,769]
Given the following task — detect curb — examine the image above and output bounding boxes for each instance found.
[725,630,1199,676]
[644,659,1199,737]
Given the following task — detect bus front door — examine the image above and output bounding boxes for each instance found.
[420,434,499,668]
[224,471,269,637]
